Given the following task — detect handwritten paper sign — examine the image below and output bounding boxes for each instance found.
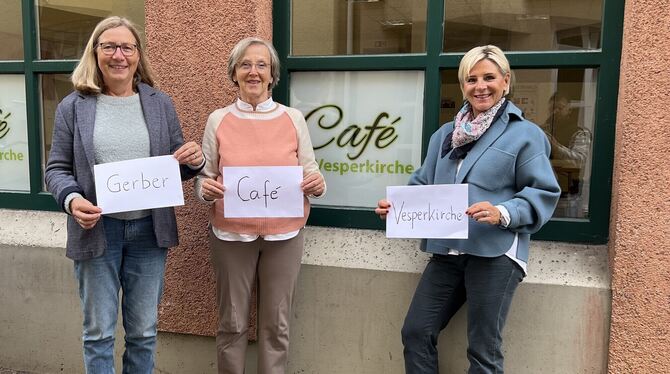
[223,166,304,218]
[94,155,184,214]
[386,184,469,239]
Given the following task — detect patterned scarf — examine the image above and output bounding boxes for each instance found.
[441,98,508,159]
[452,98,506,148]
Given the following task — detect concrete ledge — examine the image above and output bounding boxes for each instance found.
[0,209,610,373]
[0,244,610,374]
[303,226,610,289]
[0,209,66,249]
[0,209,610,288]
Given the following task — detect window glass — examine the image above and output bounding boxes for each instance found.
[443,0,602,52]
[440,68,597,219]
[291,71,425,208]
[37,0,145,59]
[292,0,427,55]
[0,75,30,192]
[41,74,74,189]
[0,1,24,60]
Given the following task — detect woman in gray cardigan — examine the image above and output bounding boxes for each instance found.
[45,16,203,373]
[376,45,560,373]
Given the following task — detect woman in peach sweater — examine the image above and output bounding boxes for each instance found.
[195,37,325,374]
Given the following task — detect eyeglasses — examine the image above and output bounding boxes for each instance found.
[238,61,269,72]
[98,42,138,57]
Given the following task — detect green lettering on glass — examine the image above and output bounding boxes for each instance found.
[306,104,401,161]
[305,105,342,150]
[0,109,11,139]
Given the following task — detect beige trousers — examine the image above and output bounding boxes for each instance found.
[209,229,304,374]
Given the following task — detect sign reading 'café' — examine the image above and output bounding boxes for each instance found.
[291,71,424,208]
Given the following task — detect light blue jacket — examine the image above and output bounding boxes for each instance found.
[45,83,200,260]
[408,102,560,262]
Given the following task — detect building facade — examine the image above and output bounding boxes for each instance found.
[0,0,668,373]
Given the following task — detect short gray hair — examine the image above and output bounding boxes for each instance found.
[458,45,512,97]
[227,37,280,91]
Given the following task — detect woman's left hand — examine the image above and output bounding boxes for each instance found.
[301,173,325,197]
[174,142,203,167]
[466,201,501,225]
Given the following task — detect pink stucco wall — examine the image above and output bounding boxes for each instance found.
[608,0,670,372]
[145,0,273,337]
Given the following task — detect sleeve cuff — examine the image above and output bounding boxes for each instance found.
[64,192,84,215]
[194,177,216,205]
[187,156,206,170]
[308,183,327,199]
[496,204,511,228]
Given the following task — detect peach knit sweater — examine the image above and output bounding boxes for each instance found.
[196,101,323,235]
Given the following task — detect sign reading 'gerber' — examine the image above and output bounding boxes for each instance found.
[291,71,424,209]
[94,155,184,214]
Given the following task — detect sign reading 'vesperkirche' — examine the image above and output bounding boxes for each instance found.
[0,75,29,192]
[291,71,424,208]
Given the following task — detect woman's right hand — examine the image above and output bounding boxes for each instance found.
[375,199,392,220]
[70,197,102,230]
[201,178,225,201]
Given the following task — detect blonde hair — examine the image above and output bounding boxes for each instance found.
[458,45,513,97]
[71,16,155,95]
[227,37,280,91]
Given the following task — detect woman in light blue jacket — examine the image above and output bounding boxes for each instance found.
[376,45,560,373]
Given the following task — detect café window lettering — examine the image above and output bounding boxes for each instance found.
[291,71,424,209]
[0,75,30,192]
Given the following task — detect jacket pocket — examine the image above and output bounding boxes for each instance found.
[466,147,515,191]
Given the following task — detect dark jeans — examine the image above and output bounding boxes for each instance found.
[401,254,523,374]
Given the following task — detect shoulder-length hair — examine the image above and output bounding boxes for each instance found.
[227,37,281,91]
[458,45,513,98]
[71,16,155,95]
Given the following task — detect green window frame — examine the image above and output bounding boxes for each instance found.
[0,0,73,211]
[0,0,143,212]
[273,0,624,243]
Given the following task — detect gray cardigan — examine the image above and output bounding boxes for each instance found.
[409,102,561,262]
[45,83,200,260]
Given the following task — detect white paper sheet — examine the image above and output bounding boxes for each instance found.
[222,166,304,218]
[94,155,184,214]
[385,184,469,239]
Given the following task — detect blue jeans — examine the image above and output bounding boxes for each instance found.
[73,215,167,374]
[401,254,523,374]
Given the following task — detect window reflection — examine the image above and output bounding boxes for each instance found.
[440,68,597,219]
[443,0,602,52]
[0,1,23,60]
[41,74,74,190]
[37,0,145,60]
[292,0,427,55]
